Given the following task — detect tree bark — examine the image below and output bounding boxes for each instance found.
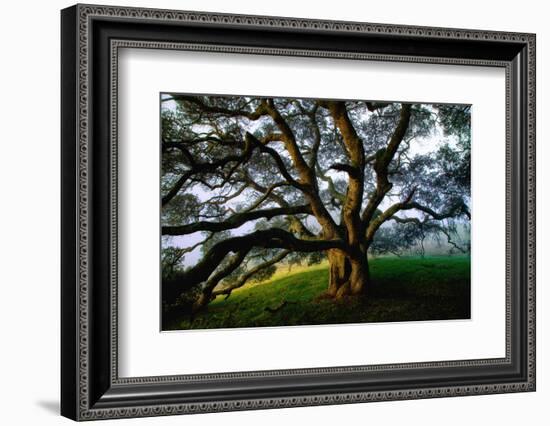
[349,256,369,296]
[192,292,211,314]
[326,249,369,298]
[327,250,351,297]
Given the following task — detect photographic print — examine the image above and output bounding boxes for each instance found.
[161,94,471,331]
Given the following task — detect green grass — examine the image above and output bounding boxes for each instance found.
[164,255,470,330]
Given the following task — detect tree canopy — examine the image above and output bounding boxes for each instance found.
[160,95,471,314]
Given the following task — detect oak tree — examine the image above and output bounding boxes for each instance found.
[161,96,470,314]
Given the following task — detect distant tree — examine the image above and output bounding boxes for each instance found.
[161,96,470,313]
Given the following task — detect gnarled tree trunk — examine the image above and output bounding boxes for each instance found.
[192,291,212,314]
[349,256,369,295]
[326,249,369,299]
[327,249,351,297]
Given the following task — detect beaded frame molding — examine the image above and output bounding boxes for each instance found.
[61,3,536,421]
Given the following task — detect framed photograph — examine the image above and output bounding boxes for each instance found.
[61,4,536,421]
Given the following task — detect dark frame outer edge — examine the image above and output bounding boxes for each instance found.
[61,4,78,421]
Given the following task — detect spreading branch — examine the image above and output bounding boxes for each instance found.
[212,250,291,299]
[162,137,254,206]
[361,104,412,225]
[163,228,345,304]
[162,205,313,235]
[168,95,269,121]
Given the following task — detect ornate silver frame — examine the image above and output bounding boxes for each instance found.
[61,4,536,421]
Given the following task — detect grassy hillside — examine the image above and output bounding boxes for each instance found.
[164,255,470,331]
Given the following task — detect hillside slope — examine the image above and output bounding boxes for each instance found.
[165,255,471,330]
